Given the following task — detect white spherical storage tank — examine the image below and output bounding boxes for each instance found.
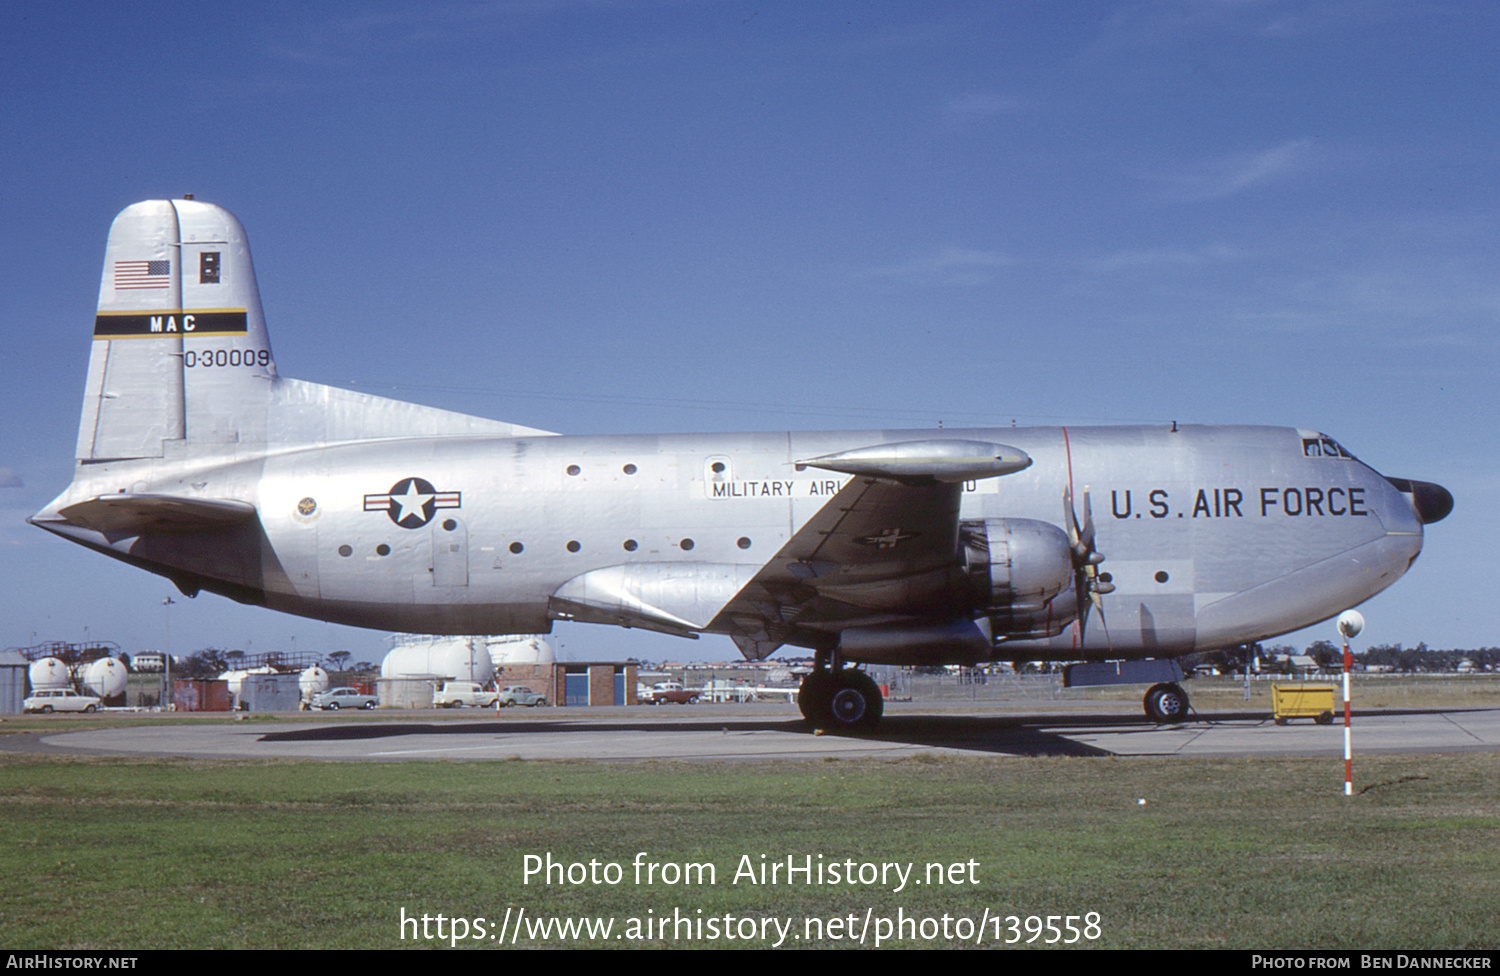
[300,666,330,699]
[29,658,70,690]
[81,658,128,698]
[381,636,494,683]
[486,636,555,667]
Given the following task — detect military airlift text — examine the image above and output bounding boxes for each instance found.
[710,479,844,498]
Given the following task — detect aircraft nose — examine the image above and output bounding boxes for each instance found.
[1385,477,1453,525]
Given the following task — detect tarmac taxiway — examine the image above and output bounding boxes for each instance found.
[11,700,1500,763]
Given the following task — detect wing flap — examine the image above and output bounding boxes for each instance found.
[550,562,760,637]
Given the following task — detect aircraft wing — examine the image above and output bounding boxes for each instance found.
[710,439,1034,660]
[710,475,971,659]
[49,494,258,535]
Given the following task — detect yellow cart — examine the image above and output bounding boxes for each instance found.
[1271,683,1337,725]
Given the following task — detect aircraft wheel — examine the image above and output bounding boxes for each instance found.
[811,671,883,732]
[1144,683,1189,724]
[797,672,834,724]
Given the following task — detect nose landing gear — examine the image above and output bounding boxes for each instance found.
[1144,682,1190,724]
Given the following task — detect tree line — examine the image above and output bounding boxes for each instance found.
[1211,642,1500,674]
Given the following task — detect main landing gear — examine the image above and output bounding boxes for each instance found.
[798,661,883,732]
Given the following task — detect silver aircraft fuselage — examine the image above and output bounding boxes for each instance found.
[41,422,1432,664]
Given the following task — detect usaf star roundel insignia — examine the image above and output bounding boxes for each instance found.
[363,478,461,529]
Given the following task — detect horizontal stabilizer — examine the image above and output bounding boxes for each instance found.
[52,494,257,535]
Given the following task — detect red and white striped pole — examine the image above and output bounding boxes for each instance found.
[1337,610,1365,797]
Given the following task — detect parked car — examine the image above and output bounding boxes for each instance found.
[311,687,378,710]
[646,681,699,705]
[24,689,102,713]
[433,681,499,708]
[495,685,547,707]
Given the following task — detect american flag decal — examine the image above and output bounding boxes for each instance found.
[114,260,171,290]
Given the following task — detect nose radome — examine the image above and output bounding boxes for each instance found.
[1385,478,1453,525]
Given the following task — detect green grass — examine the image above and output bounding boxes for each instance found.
[2,752,1497,949]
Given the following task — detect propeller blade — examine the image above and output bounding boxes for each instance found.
[1064,484,1111,649]
[1078,485,1096,553]
[1091,586,1114,652]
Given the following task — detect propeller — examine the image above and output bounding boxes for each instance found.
[1064,485,1115,648]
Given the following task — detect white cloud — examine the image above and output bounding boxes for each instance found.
[860,246,1014,287]
[1148,138,1318,201]
[1087,244,1244,273]
[942,91,1027,126]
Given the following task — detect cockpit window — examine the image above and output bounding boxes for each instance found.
[1303,436,1355,460]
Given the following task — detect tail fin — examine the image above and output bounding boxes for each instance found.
[79,198,275,460]
[76,198,554,460]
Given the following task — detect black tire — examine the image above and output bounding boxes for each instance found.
[1315,711,1334,726]
[41,705,53,714]
[328,702,340,710]
[797,673,835,724]
[83,704,96,713]
[362,701,376,710]
[802,671,883,731]
[1144,683,1189,724]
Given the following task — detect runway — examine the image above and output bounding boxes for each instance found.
[17,700,1500,763]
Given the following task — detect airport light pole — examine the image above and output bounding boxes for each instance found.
[162,597,174,710]
[1337,610,1365,797]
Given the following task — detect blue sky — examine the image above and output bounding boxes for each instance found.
[1,1,1493,665]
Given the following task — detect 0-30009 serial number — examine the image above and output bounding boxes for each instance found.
[184,348,271,368]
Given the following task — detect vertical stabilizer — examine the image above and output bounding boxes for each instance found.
[79,199,276,460]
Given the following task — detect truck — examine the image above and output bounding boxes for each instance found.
[495,685,547,707]
[433,681,499,708]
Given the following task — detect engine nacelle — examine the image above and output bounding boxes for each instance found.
[961,518,1077,639]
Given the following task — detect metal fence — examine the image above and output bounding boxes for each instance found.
[870,667,1064,703]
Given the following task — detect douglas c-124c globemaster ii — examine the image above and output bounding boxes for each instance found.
[32,199,1453,729]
